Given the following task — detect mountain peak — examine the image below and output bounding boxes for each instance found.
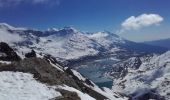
[61,26,78,33]
[46,26,79,36]
[47,28,59,32]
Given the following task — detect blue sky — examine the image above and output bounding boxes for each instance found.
[0,0,170,42]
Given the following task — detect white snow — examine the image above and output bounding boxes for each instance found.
[111,51,170,99]
[87,31,125,49]
[29,32,100,60]
[88,32,109,38]
[0,24,126,60]
[57,85,96,100]
[71,69,86,81]
[0,71,61,100]
[84,81,128,100]
[48,60,64,72]
[0,61,11,64]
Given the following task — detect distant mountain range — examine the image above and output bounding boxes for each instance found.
[0,23,168,62]
[143,38,170,49]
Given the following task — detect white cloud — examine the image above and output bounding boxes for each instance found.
[0,29,23,43]
[88,32,108,38]
[118,14,164,34]
[0,0,60,7]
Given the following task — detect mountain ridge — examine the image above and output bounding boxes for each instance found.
[0,23,168,61]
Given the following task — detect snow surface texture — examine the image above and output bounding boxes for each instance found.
[84,82,128,100]
[71,69,86,81]
[111,51,170,99]
[0,71,102,100]
[87,31,125,49]
[58,85,96,100]
[0,71,61,100]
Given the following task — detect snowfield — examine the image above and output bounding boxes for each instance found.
[58,85,96,100]
[0,71,126,100]
[0,71,61,100]
[111,51,170,99]
[0,71,101,100]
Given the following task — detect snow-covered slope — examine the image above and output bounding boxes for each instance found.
[0,71,101,100]
[0,23,101,60]
[0,71,61,100]
[65,67,128,100]
[107,51,170,100]
[86,31,125,51]
[35,29,100,60]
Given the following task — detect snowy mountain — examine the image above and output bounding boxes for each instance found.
[105,51,170,100]
[0,23,168,62]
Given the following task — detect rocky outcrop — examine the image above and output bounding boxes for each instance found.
[0,58,79,88]
[129,90,165,100]
[107,57,142,79]
[25,49,36,58]
[0,42,21,61]
[55,89,81,100]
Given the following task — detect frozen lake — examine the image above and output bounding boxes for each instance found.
[76,57,119,88]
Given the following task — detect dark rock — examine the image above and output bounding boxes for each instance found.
[109,57,142,79]
[129,91,165,100]
[55,89,81,100]
[0,42,21,61]
[25,50,36,58]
